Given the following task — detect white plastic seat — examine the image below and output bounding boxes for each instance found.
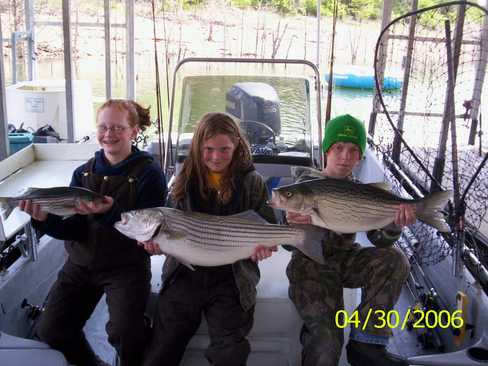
[0,332,68,366]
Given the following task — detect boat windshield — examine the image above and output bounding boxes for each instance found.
[168,60,321,168]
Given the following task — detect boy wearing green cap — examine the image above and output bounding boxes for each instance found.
[285,114,416,366]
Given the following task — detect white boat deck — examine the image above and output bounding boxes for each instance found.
[0,144,99,241]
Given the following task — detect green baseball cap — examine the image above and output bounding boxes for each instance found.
[322,114,366,156]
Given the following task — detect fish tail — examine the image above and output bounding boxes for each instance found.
[0,197,14,220]
[292,225,326,265]
[417,190,451,233]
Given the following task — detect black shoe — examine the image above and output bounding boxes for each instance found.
[346,340,408,366]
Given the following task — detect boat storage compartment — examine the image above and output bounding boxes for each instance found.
[6,80,94,141]
[8,133,34,155]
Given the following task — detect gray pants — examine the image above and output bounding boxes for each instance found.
[143,265,254,366]
[287,244,410,366]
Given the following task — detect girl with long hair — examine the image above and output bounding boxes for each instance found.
[143,112,276,366]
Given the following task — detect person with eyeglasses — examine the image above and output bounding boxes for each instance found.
[19,99,168,366]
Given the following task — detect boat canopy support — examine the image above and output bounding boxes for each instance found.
[0,15,9,160]
[0,0,138,156]
[368,0,392,136]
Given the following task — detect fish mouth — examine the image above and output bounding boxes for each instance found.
[267,199,280,209]
[267,191,283,209]
[119,213,130,225]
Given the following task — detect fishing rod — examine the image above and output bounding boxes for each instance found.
[324,0,338,124]
[151,0,165,169]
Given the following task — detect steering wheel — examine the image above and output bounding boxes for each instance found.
[239,120,276,145]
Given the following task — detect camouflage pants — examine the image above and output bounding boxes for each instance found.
[286,243,410,366]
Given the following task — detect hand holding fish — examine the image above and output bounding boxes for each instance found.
[270,178,450,233]
[393,204,417,229]
[75,196,114,215]
[250,245,277,262]
[139,240,164,255]
[286,211,312,225]
[18,200,48,221]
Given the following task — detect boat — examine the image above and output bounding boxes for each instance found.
[324,65,403,90]
[1,1,488,366]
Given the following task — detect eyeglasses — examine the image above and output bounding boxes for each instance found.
[96,125,130,134]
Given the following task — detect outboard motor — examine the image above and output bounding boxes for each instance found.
[226,82,281,152]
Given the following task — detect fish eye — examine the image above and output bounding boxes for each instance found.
[286,191,293,198]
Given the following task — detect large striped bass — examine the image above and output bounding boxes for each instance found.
[0,187,105,219]
[114,207,325,267]
[268,177,451,233]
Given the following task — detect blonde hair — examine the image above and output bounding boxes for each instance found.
[172,112,252,203]
[97,99,151,131]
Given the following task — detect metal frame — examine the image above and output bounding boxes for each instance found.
[164,57,323,172]
[62,0,75,143]
[368,0,393,136]
[391,0,418,162]
[0,0,136,158]
[468,7,488,144]
[371,0,488,140]
[10,0,36,84]
[11,31,34,84]
[104,0,112,99]
[372,1,488,285]
[25,0,35,80]
[126,0,135,100]
[0,14,8,160]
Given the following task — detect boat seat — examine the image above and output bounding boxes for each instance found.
[0,331,49,349]
[0,332,68,366]
[184,248,302,366]
[149,248,361,366]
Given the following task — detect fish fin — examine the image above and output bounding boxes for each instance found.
[291,224,325,265]
[0,198,15,220]
[19,187,36,195]
[417,190,451,233]
[150,224,163,240]
[229,210,268,224]
[291,166,323,180]
[367,182,391,191]
[167,230,186,240]
[310,208,328,228]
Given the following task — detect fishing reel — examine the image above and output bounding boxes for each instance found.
[406,291,444,352]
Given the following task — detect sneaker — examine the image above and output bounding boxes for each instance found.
[346,339,408,366]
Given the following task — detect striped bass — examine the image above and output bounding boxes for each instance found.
[0,186,105,219]
[268,177,451,233]
[114,207,325,267]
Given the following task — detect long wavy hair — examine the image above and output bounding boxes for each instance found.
[171,112,252,204]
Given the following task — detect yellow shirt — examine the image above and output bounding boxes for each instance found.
[208,171,223,192]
